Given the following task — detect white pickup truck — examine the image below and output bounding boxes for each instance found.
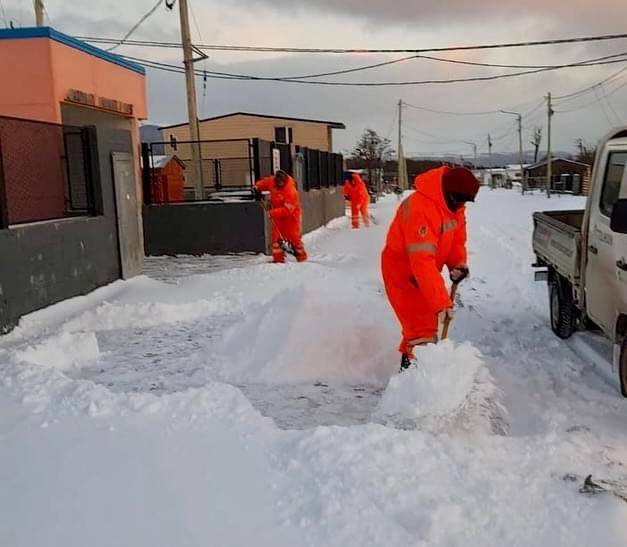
[532,127,627,396]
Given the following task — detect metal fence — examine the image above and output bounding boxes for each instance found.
[526,174,583,194]
[0,116,96,227]
[297,146,343,190]
[141,137,344,204]
[142,138,255,203]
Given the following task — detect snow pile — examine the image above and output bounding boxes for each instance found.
[374,341,506,434]
[14,331,100,371]
[61,296,230,332]
[218,285,397,386]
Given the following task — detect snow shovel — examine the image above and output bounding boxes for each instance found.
[258,200,297,257]
[440,281,459,340]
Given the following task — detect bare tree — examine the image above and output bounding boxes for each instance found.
[351,129,394,192]
[575,138,596,165]
[531,127,542,163]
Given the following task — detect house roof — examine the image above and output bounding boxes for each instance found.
[0,27,145,75]
[161,112,346,130]
[141,155,186,169]
[524,157,591,170]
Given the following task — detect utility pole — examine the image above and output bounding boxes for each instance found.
[516,114,525,194]
[546,92,553,198]
[397,99,409,191]
[178,0,204,200]
[500,109,524,193]
[34,0,44,26]
[488,134,493,188]
[463,141,477,170]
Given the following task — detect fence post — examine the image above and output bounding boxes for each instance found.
[252,138,261,182]
[0,139,7,228]
[214,159,222,190]
[81,126,102,215]
[141,142,152,205]
[248,140,255,191]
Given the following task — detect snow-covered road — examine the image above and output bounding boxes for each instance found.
[1,189,626,546]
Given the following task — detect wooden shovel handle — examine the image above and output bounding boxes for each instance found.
[440,282,459,340]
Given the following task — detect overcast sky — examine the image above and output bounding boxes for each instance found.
[2,0,627,158]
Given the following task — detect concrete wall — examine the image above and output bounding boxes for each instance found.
[143,200,269,256]
[0,127,133,333]
[300,186,345,235]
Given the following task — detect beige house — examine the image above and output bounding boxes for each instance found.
[160,112,345,152]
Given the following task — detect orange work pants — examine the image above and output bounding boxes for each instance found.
[381,248,438,355]
[350,199,370,229]
[271,219,307,263]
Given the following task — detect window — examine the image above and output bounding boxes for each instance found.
[274,127,293,144]
[600,152,627,217]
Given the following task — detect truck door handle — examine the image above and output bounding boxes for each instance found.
[589,245,598,255]
[617,259,627,271]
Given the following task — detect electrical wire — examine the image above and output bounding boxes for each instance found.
[554,79,627,114]
[77,31,627,54]
[120,52,627,87]
[600,84,624,124]
[594,87,615,126]
[107,0,165,52]
[554,65,627,101]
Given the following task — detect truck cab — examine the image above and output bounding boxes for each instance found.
[582,136,627,342]
[532,128,627,396]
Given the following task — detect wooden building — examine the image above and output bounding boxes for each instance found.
[160,112,345,153]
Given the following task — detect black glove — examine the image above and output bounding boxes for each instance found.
[253,188,263,201]
[450,265,469,283]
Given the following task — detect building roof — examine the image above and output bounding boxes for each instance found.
[161,112,346,130]
[524,157,591,170]
[0,27,145,75]
[141,155,186,169]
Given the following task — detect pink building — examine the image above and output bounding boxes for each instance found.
[0,27,146,130]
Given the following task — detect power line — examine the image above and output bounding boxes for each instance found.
[554,65,627,101]
[554,78,627,113]
[121,52,627,86]
[594,86,615,126]
[600,83,624,124]
[107,0,165,52]
[77,31,627,54]
[419,51,627,70]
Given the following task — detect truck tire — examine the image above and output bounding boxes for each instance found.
[620,338,627,398]
[549,276,576,339]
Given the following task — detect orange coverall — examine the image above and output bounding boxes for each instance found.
[381,166,468,355]
[256,175,307,263]
[343,173,370,229]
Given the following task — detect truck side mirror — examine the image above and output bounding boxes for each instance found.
[610,199,627,234]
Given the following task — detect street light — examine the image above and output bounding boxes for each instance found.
[500,110,525,193]
[463,141,477,170]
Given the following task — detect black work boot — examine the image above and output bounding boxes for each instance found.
[399,353,412,373]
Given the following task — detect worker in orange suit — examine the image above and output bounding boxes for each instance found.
[381,166,480,371]
[254,170,308,263]
[343,172,370,229]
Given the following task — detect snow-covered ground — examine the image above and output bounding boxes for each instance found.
[1,189,626,546]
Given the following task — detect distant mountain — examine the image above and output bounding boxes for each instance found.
[408,151,572,168]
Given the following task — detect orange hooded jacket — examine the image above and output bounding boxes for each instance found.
[382,166,467,314]
[343,173,369,205]
[255,174,302,222]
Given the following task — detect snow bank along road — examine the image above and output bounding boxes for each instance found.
[1,190,626,546]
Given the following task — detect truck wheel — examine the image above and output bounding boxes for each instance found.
[620,338,627,398]
[549,276,576,339]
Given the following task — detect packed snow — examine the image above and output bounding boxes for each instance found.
[1,189,626,546]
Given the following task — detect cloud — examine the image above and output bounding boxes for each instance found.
[232,0,627,33]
